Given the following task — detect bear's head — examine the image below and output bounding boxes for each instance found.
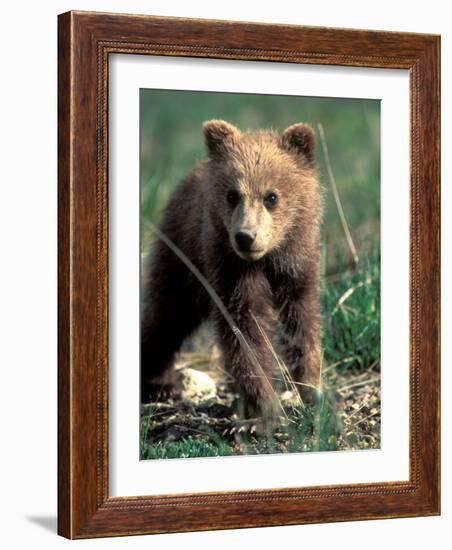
[203,119,319,262]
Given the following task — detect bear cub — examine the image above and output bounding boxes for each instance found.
[141,120,322,418]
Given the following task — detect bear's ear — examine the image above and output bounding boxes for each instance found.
[280,123,316,165]
[203,119,240,159]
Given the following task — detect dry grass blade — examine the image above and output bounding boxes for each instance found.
[234,330,285,414]
[250,312,302,407]
[322,356,356,374]
[331,281,366,316]
[352,409,380,428]
[336,375,381,393]
[317,123,359,265]
[147,221,236,330]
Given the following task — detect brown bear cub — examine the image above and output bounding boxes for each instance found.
[141,120,322,418]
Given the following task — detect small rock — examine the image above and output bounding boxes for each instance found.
[280,390,302,408]
[180,368,217,405]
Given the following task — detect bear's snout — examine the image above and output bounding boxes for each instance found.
[235,229,256,252]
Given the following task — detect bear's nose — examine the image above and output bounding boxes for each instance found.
[235,230,256,252]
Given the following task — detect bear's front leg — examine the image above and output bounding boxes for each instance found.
[275,275,322,404]
[141,239,210,403]
[213,268,280,420]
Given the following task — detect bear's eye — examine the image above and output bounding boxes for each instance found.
[264,192,278,210]
[226,189,240,207]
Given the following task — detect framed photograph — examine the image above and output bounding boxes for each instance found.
[58,11,440,538]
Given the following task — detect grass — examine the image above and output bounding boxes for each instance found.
[139,89,381,459]
[322,246,380,375]
[141,434,234,460]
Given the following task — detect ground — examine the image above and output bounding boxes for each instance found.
[140,251,381,459]
[140,342,380,459]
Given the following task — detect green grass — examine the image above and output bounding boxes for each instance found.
[139,89,381,459]
[141,435,234,460]
[322,246,380,373]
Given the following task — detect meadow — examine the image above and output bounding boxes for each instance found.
[140,89,380,459]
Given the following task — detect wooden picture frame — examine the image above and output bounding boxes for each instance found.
[58,10,440,539]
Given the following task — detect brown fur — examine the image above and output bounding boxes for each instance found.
[141,120,322,416]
